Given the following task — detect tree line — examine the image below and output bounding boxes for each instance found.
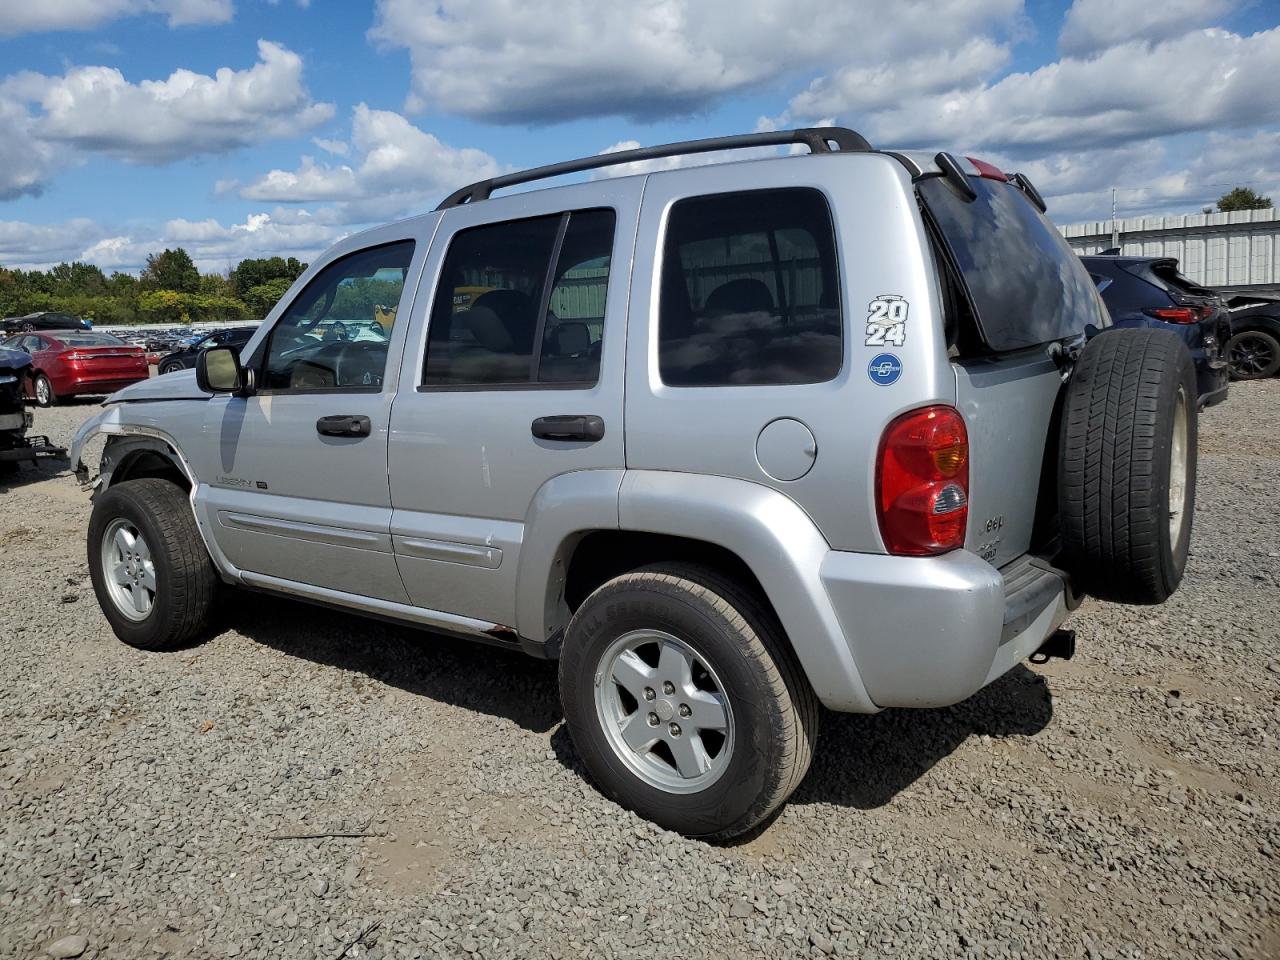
[0,248,307,326]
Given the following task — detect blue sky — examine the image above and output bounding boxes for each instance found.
[0,0,1277,273]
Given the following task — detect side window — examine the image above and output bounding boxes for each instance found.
[423,208,615,388]
[261,240,414,392]
[658,188,842,387]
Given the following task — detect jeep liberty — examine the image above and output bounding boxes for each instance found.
[71,129,1197,839]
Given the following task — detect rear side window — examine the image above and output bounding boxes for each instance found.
[423,209,615,388]
[920,176,1099,353]
[658,188,842,386]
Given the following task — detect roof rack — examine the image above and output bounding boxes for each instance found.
[435,126,873,210]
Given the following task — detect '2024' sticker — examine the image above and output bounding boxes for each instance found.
[865,294,908,347]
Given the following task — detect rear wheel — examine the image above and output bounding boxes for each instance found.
[1225,328,1280,380]
[33,374,55,407]
[559,562,818,840]
[88,478,218,650]
[1059,328,1197,604]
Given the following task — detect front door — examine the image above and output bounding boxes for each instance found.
[193,234,425,603]
[387,181,639,629]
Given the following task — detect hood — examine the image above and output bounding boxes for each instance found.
[107,368,209,403]
[0,346,32,370]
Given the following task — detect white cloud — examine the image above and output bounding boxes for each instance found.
[0,0,232,35]
[0,218,108,268]
[240,104,500,220]
[312,137,349,157]
[18,40,333,164]
[0,211,341,274]
[1058,0,1236,57]
[788,37,1012,118]
[785,27,1280,158]
[370,0,1021,123]
[0,98,61,199]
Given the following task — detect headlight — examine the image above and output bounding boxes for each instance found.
[0,374,16,385]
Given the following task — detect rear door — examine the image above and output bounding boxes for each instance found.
[387,179,639,628]
[919,173,1107,566]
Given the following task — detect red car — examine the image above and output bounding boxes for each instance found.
[2,331,149,406]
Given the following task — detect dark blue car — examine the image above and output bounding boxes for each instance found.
[1081,255,1230,407]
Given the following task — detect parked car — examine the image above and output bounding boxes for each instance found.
[1,331,148,406]
[1081,255,1230,406]
[0,311,92,334]
[156,326,258,375]
[70,129,1196,840]
[1217,292,1280,380]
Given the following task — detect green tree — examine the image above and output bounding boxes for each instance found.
[230,256,306,297]
[48,261,108,297]
[140,247,200,294]
[243,277,295,317]
[1216,187,1273,212]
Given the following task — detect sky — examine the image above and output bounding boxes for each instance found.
[0,0,1277,274]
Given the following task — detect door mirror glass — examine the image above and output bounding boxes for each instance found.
[197,346,246,393]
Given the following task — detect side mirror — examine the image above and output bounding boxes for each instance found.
[196,346,252,395]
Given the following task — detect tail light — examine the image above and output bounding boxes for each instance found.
[876,405,969,556]
[965,157,1008,181]
[1142,306,1210,324]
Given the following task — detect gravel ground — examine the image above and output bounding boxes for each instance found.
[1,384,1278,960]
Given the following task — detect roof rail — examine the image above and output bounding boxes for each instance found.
[435,126,873,210]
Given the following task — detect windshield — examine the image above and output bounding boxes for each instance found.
[919,175,1102,353]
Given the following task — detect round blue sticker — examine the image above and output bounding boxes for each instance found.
[867,353,903,386]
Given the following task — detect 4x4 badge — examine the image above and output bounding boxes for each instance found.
[867,353,903,385]
[865,294,908,347]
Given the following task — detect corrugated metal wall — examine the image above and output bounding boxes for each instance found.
[1060,208,1280,288]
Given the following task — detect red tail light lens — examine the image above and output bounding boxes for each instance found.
[1142,307,1201,324]
[876,405,970,556]
[965,157,1008,181]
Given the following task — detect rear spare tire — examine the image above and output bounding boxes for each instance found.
[1059,328,1196,604]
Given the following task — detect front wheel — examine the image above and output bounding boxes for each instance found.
[559,563,819,840]
[1225,328,1280,380]
[88,478,218,650]
[159,361,185,376]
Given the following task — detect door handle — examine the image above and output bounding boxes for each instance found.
[316,415,371,438]
[531,415,605,442]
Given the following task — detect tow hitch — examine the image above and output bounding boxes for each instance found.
[1030,628,1076,664]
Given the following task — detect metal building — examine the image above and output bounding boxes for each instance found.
[1060,207,1280,294]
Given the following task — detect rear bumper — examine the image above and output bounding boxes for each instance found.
[58,373,149,396]
[820,549,1070,709]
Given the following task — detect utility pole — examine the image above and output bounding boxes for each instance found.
[1111,188,1119,250]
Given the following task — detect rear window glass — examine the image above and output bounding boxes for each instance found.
[919,176,1099,352]
[56,333,125,347]
[1145,262,1214,297]
[658,188,842,386]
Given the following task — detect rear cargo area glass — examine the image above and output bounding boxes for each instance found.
[919,177,1098,352]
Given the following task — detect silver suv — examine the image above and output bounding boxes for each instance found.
[72,129,1198,840]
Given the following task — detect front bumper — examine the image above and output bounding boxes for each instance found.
[821,549,1070,709]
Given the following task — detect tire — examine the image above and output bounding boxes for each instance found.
[33,374,56,407]
[1225,328,1280,380]
[160,361,185,376]
[1059,328,1197,605]
[559,562,819,841]
[87,478,218,650]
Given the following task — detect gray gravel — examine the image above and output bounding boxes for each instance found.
[2,385,1278,959]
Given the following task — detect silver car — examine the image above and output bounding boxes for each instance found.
[72,129,1197,839]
